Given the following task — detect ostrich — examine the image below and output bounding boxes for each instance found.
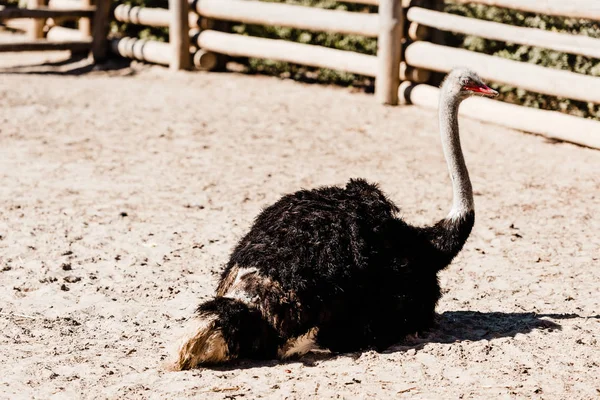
[172,68,498,370]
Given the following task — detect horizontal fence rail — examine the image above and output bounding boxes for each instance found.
[195,0,379,37]
[453,0,600,21]
[401,82,600,149]
[114,4,199,28]
[46,25,86,40]
[405,41,600,104]
[408,7,600,60]
[197,30,378,77]
[48,0,84,9]
[110,36,171,65]
[2,19,30,31]
[457,0,600,21]
[114,5,170,27]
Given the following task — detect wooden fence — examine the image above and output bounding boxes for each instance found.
[110,0,402,104]
[1,0,600,148]
[0,0,110,60]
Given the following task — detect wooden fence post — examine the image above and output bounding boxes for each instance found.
[376,0,404,105]
[168,0,191,70]
[27,0,45,39]
[91,0,110,62]
[79,0,92,37]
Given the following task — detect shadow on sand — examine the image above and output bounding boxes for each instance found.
[0,54,133,76]
[199,311,596,372]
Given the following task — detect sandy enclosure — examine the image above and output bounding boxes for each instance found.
[0,46,599,400]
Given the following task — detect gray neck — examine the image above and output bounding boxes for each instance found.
[438,88,473,221]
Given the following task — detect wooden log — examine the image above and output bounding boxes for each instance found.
[0,6,95,19]
[46,25,85,40]
[91,0,110,62]
[407,7,600,60]
[193,49,217,70]
[400,82,600,149]
[113,5,199,28]
[408,21,428,41]
[405,41,600,104]
[453,0,600,22]
[399,62,430,83]
[195,0,379,37]
[188,11,199,28]
[0,39,92,51]
[110,36,171,65]
[4,18,30,32]
[27,0,44,39]
[376,0,403,105]
[169,0,190,70]
[47,0,80,9]
[114,5,168,26]
[197,30,378,76]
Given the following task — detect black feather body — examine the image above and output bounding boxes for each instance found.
[195,178,474,361]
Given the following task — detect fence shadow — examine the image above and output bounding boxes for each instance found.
[0,55,134,76]
[200,310,581,372]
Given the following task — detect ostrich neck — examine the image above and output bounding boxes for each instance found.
[439,90,473,220]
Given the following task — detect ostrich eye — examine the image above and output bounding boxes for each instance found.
[461,78,470,86]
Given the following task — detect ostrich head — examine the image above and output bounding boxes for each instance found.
[442,68,499,100]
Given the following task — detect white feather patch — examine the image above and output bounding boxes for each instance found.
[278,328,319,359]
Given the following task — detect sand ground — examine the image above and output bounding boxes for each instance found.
[0,41,599,400]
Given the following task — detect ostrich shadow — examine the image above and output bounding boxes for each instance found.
[385,310,565,352]
[203,311,591,372]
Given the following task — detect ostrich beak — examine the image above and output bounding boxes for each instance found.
[464,83,499,97]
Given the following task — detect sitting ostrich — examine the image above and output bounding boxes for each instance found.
[172,68,498,369]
